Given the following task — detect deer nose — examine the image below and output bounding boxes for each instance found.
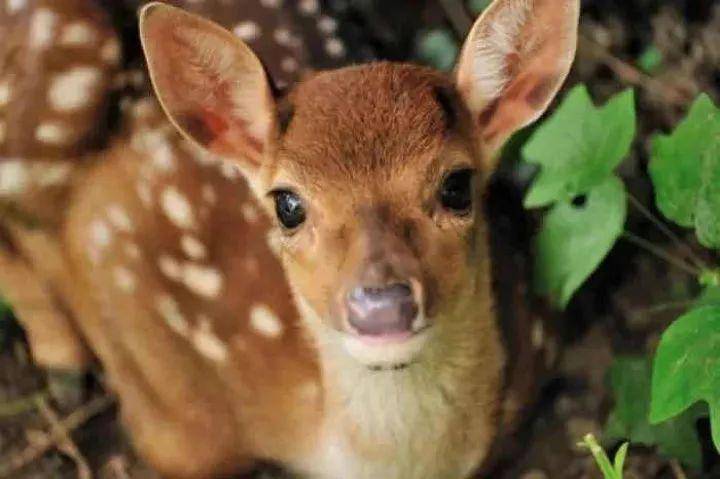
[346,283,419,336]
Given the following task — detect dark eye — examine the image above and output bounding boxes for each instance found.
[273,190,306,229]
[439,169,474,214]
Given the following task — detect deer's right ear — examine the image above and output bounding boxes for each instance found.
[140,2,275,175]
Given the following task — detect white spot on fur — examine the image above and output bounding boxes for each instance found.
[250,305,284,338]
[325,38,346,58]
[298,0,319,15]
[202,184,217,205]
[241,203,259,223]
[60,22,97,46]
[48,67,102,112]
[281,57,299,73]
[160,186,196,229]
[114,266,136,292]
[273,28,293,46]
[34,163,72,187]
[0,79,11,107]
[131,98,155,120]
[107,204,133,233]
[234,21,261,42]
[29,9,58,49]
[220,161,241,180]
[100,38,121,65]
[36,122,71,145]
[192,316,228,362]
[181,235,207,260]
[151,140,176,172]
[155,294,189,336]
[90,220,112,248]
[0,161,28,196]
[158,254,182,281]
[317,16,338,35]
[182,263,223,299]
[6,0,26,14]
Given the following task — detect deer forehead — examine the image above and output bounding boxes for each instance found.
[276,63,473,186]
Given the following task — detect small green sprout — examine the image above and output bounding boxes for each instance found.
[579,434,629,479]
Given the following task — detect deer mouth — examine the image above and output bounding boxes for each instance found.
[339,326,432,368]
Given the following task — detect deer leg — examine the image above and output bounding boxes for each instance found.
[0,226,92,370]
[0,247,90,369]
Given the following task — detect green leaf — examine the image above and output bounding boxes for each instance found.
[650,306,720,453]
[695,142,720,248]
[637,46,663,74]
[649,94,720,248]
[416,29,459,72]
[606,357,704,468]
[533,176,627,308]
[523,86,636,208]
[579,434,622,479]
[697,285,720,307]
[614,442,629,479]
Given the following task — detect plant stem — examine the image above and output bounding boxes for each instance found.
[622,231,702,277]
[627,192,709,271]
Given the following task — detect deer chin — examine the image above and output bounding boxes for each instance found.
[339,326,432,370]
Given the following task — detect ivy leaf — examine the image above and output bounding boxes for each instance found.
[523,86,636,208]
[534,176,627,308]
[606,357,704,469]
[649,94,720,248]
[697,285,720,307]
[650,306,720,453]
[695,142,720,248]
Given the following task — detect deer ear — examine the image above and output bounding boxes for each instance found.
[456,0,580,165]
[140,2,275,176]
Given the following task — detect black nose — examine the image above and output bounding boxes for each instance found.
[346,283,418,336]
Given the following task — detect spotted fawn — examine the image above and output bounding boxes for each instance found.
[0,0,579,477]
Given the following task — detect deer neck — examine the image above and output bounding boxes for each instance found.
[292,248,505,454]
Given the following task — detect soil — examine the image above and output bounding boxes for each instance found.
[2,1,720,478]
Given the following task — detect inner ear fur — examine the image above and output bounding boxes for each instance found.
[456,0,580,164]
[139,2,277,172]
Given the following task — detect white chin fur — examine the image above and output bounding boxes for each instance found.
[340,330,431,368]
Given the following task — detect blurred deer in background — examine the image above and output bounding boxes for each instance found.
[0,0,579,477]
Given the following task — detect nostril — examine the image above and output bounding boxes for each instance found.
[346,283,418,336]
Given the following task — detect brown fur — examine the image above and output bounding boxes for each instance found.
[0,1,580,477]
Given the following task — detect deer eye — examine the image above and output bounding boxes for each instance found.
[439,169,474,215]
[273,190,306,230]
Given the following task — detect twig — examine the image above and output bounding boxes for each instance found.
[670,459,688,479]
[579,33,693,106]
[0,395,115,477]
[623,231,701,277]
[437,0,473,38]
[626,192,709,271]
[36,397,92,479]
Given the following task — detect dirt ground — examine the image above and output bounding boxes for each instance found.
[2,1,720,478]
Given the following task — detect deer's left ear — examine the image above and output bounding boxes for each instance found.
[456,0,580,165]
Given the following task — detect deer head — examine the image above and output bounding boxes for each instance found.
[140,0,579,370]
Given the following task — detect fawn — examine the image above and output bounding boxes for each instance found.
[0,0,579,477]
